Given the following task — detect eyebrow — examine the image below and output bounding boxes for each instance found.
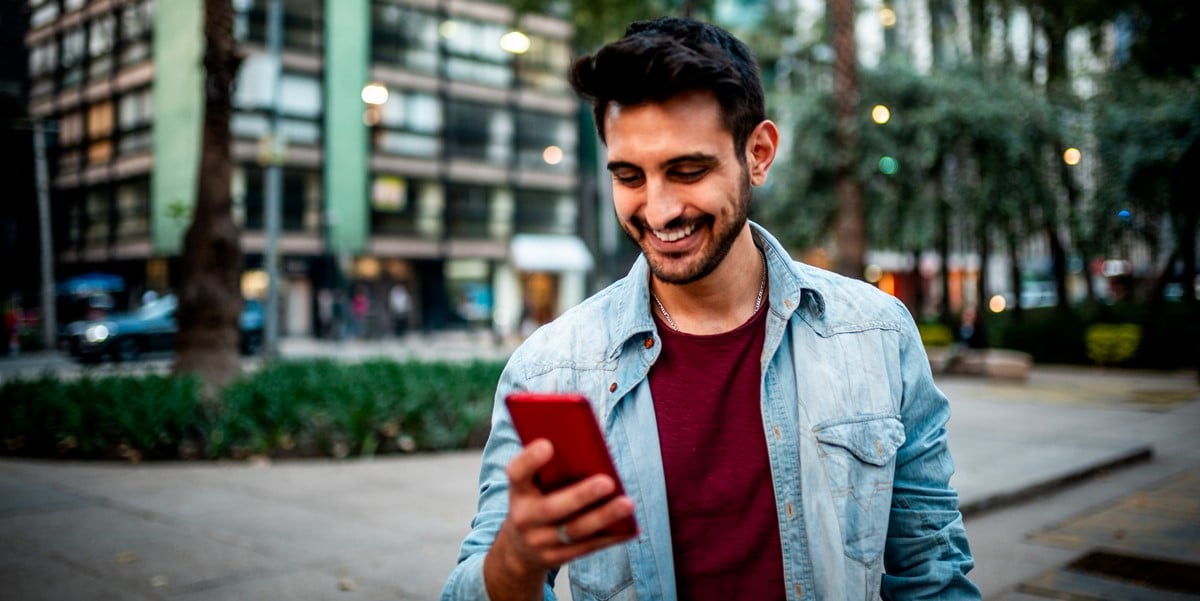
[606,153,721,173]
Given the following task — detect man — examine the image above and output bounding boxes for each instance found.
[443,17,979,600]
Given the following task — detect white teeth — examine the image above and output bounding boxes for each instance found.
[653,223,695,242]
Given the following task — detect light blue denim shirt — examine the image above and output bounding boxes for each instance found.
[442,223,980,600]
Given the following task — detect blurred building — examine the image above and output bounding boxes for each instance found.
[24,0,592,339]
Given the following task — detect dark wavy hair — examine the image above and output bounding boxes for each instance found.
[569,17,766,156]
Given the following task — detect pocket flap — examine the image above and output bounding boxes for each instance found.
[813,415,906,466]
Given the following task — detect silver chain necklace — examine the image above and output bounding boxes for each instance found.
[650,250,767,331]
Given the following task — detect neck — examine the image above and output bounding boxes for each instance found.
[650,232,766,335]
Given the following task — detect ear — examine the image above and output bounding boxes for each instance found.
[745,120,780,187]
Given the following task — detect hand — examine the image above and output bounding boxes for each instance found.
[483,439,637,600]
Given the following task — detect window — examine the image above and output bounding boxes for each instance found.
[61,26,86,87]
[237,166,323,232]
[89,13,116,79]
[232,68,322,145]
[234,0,324,52]
[370,175,420,235]
[118,88,153,155]
[87,102,115,164]
[445,100,511,165]
[445,183,491,238]
[371,2,439,74]
[120,0,154,66]
[84,189,110,246]
[515,34,571,94]
[441,18,512,88]
[116,179,151,241]
[59,112,84,147]
[29,40,56,96]
[515,190,574,235]
[515,112,574,171]
[373,90,441,158]
[30,0,59,28]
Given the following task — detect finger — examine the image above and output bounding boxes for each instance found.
[563,495,637,542]
[505,439,553,494]
[539,474,616,522]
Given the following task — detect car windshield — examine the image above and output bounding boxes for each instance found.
[135,294,178,320]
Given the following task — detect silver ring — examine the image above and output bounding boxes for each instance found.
[556,524,572,545]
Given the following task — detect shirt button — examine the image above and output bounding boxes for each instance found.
[609,382,618,393]
[786,502,794,519]
[644,337,654,349]
[773,425,782,441]
[795,583,803,598]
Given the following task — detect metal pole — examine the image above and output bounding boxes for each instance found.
[32,119,57,351]
[263,0,283,357]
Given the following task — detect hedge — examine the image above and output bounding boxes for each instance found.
[0,358,505,461]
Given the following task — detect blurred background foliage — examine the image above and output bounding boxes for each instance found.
[0,359,505,461]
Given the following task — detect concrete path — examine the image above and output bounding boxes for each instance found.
[1,358,1198,600]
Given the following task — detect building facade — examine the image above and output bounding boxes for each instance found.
[25,0,591,340]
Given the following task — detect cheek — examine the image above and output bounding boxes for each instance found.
[611,188,641,221]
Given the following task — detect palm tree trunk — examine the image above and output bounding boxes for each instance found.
[829,0,865,279]
[174,0,244,394]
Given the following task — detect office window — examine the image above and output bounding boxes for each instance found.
[29,40,56,96]
[120,0,153,66]
[118,88,153,155]
[61,26,86,87]
[442,18,512,88]
[88,13,116,79]
[64,0,86,12]
[371,1,439,74]
[238,166,322,232]
[515,112,574,172]
[88,101,115,164]
[85,189,110,246]
[445,183,491,238]
[30,0,59,29]
[234,0,324,52]
[515,190,573,235]
[370,175,420,235]
[445,100,511,165]
[374,91,441,158]
[116,179,151,241]
[59,111,84,147]
[515,34,570,94]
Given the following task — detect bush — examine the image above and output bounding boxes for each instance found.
[1084,323,1141,365]
[917,323,954,347]
[0,358,505,461]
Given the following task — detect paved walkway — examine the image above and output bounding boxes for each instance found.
[1,344,1198,599]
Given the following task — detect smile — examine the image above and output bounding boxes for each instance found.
[652,222,696,243]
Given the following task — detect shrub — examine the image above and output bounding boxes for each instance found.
[0,358,506,461]
[1084,323,1141,366]
[917,323,954,347]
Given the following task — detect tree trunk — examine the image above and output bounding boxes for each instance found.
[1007,221,1024,320]
[970,217,990,348]
[829,0,865,279]
[173,0,244,394]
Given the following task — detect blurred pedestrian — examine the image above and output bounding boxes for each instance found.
[350,286,369,339]
[443,17,979,600]
[389,283,411,337]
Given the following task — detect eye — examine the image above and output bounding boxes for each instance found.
[671,167,709,182]
[611,170,644,186]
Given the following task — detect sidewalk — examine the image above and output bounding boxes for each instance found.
[1,363,1198,600]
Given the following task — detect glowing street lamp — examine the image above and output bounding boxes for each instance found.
[362,82,388,126]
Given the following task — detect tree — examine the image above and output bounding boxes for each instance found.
[173,0,244,393]
[828,0,865,280]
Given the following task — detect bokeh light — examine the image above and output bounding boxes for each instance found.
[871,104,891,125]
[499,31,531,54]
[1063,147,1082,166]
[988,294,1007,313]
[879,7,897,28]
[542,145,564,165]
[879,156,899,175]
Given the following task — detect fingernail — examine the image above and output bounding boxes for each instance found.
[592,478,614,495]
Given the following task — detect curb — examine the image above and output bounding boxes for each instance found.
[960,444,1155,517]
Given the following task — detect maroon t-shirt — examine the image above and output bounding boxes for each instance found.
[649,302,785,600]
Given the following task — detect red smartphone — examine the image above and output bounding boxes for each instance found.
[504,392,638,537]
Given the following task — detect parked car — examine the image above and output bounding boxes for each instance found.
[64,294,263,363]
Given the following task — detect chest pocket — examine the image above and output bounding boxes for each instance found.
[813,414,905,565]
[568,543,636,600]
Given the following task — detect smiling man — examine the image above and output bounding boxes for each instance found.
[442,17,979,601]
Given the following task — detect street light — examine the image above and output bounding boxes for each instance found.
[362,82,387,127]
[499,31,531,55]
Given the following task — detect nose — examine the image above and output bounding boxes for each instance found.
[643,177,684,231]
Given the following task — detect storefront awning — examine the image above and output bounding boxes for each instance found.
[510,234,594,272]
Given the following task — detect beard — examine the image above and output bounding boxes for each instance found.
[620,169,752,285]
